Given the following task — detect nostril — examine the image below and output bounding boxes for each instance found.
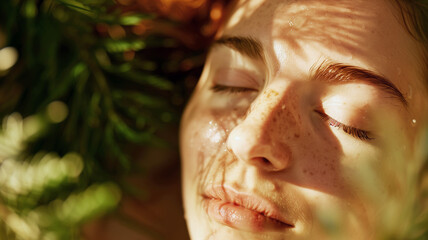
[254,157,274,169]
[252,156,289,172]
[226,125,291,171]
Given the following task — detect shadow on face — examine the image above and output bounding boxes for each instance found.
[180,0,428,239]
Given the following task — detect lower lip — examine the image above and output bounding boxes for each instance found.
[205,198,291,232]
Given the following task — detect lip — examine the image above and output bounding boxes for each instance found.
[202,185,294,232]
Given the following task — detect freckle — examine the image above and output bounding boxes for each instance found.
[322,170,326,175]
[266,89,279,98]
[303,169,307,174]
[309,171,314,176]
[307,132,311,136]
[271,90,279,96]
[294,133,300,138]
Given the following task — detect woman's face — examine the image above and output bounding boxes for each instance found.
[180,0,428,239]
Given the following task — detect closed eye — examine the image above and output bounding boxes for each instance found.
[315,110,374,141]
[210,84,258,93]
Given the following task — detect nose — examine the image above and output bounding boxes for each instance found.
[226,89,294,172]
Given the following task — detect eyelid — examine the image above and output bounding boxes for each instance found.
[210,84,258,93]
[212,68,261,89]
[314,109,374,141]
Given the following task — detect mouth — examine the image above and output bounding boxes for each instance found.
[202,186,294,232]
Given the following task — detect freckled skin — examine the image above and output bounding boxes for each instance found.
[180,0,428,239]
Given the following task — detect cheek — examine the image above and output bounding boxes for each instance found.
[261,95,349,196]
[180,99,245,181]
[293,139,349,199]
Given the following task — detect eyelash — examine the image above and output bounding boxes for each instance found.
[210,84,256,93]
[314,110,374,141]
[210,85,373,141]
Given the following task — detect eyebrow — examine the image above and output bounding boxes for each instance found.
[312,62,408,107]
[213,36,407,107]
[213,36,264,62]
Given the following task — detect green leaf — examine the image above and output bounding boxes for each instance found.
[119,14,153,25]
[107,69,173,90]
[25,182,122,234]
[112,117,152,143]
[78,0,110,6]
[56,0,94,17]
[112,90,166,108]
[130,74,173,91]
[21,0,38,18]
[103,39,146,53]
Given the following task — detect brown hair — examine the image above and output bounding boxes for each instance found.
[394,0,428,41]
[394,0,428,85]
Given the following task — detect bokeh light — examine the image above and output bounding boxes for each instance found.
[0,47,18,73]
[46,101,68,123]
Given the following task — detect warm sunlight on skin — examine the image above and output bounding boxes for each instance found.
[180,0,428,239]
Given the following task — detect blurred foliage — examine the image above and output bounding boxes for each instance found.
[0,112,121,239]
[0,0,176,172]
[0,0,225,239]
[314,120,428,240]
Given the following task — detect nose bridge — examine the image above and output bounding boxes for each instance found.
[227,83,300,171]
[253,86,297,123]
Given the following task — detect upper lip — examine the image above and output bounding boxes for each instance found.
[202,185,294,227]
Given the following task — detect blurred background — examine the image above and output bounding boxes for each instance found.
[0,0,229,239]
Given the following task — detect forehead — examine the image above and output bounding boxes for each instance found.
[221,0,426,112]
